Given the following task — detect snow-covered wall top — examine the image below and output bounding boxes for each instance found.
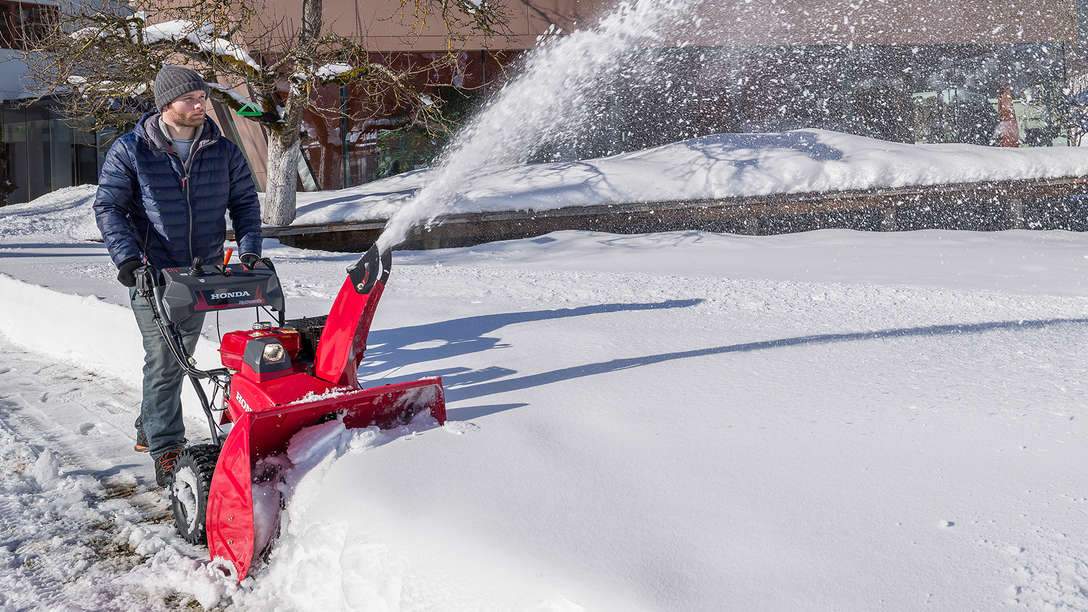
[291,129,1088,227]
[9,129,1088,229]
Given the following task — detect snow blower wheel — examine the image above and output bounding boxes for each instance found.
[170,444,219,545]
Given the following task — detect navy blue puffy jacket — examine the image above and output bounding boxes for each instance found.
[94,112,262,269]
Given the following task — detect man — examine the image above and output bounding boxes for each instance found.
[94,65,263,487]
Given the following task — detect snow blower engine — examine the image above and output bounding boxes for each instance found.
[133,246,445,580]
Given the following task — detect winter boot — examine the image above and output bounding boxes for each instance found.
[154,447,182,488]
[134,416,149,453]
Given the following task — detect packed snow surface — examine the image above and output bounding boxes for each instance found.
[3,186,1088,609]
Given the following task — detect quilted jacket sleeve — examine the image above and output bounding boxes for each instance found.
[93,139,142,267]
[225,142,262,256]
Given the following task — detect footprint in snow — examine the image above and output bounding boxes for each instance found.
[444,422,481,435]
[96,400,127,415]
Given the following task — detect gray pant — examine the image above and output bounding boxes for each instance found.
[129,288,205,457]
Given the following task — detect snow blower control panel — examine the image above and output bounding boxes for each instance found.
[156,263,285,324]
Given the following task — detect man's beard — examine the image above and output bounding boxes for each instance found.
[178,112,205,127]
[164,110,205,127]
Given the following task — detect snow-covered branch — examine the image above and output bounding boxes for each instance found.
[314,62,353,80]
[142,19,262,73]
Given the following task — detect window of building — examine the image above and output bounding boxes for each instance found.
[0,0,56,51]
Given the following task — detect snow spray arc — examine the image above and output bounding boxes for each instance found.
[375,0,700,251]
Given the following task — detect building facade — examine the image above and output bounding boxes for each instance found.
[1,0,1083,203]
[246,0,1080,193]
[1,0,105,206]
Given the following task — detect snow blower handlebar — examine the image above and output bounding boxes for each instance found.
[134,265,226,378]
[134,259,287,446]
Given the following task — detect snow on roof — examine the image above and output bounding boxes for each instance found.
[66,75,148,97]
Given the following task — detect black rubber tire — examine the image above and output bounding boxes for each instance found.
[169,444,219,545]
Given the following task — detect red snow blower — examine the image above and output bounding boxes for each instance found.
[133,246,445,580]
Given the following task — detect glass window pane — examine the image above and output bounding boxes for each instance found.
[50,119,72,190]
[26,119,49,200]
[1,107,28,204]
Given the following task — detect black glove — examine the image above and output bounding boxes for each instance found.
[116,258,141,287]
[240,253,260,270]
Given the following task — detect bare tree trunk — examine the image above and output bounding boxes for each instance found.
[261,0,322,226]
[301,0,322,46]
[263,128,302,225]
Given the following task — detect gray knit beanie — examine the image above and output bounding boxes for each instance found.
[154,65,209,110]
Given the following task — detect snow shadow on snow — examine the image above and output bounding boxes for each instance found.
[499,160,621,200]
[677,132,844,184]
[427,317,1088,408]
[66,464,142,480]
[698,132,844,163]
[358,299,704,387]
[0,243,109,258]
[448,402,530,420]
[294,189,419,217]
[0,242,105,249]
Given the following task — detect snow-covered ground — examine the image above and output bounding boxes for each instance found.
[0,338,240,610]
[2,187,1088,610]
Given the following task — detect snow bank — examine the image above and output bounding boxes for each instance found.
[293,130,1088,226]
[0,274,220,412]
[0,185,100,239]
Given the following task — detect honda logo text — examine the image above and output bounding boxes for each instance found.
[211,290,252,300]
